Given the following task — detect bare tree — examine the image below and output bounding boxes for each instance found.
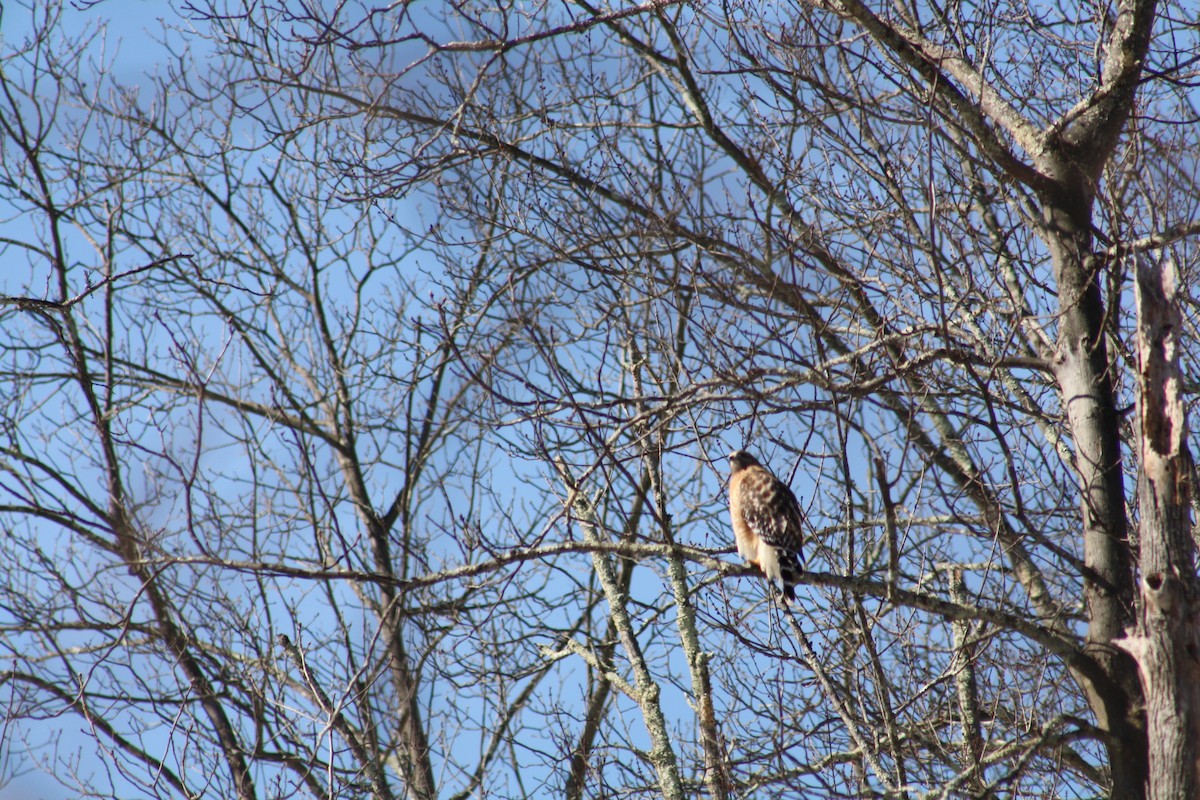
[0,7,560,798]
[3,0,1200,799]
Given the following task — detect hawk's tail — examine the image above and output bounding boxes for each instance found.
[778,551,804,605]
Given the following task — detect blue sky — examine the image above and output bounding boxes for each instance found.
[0,4,223,798]
[2,0,1161,797]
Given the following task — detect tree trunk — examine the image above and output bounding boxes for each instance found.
[1116,256,1200,799]
[1042,197,1147,799]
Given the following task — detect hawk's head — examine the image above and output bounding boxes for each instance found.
[728,450,761,472]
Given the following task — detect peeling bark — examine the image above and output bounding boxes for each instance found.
[1115,257,1200,799]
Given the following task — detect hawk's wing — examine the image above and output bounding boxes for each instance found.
[738,467,806,562]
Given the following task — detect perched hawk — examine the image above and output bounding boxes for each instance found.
[728,450,805,604]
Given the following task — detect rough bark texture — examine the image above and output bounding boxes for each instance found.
[560,463,687,800]
[1042,203,1147,798]
[1029,3,1161,792]
[1116,257,1200,799]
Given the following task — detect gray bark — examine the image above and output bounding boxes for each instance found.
[1116,257,1200,799]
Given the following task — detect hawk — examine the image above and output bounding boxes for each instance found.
[728,450,805,604]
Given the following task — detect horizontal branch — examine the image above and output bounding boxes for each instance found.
[0,254,192,312]
[1108,221,1200,257]
[138,540,1079,658]
[430,0,687,53]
